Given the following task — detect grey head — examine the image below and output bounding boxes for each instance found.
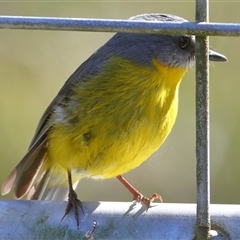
[93,13,227,70]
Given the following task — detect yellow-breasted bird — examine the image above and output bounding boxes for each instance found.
[1,13,227,228]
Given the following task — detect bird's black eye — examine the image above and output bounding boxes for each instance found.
[178,36,190,49]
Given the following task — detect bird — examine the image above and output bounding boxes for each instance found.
[1,13,227,228]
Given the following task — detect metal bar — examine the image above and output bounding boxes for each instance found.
[0,15,240,36]
[0,200,238,239]
[195,0,212,239]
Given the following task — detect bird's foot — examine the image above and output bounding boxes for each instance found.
[133,191,163,210]
[61,188,84,229]
[117,175,163,210]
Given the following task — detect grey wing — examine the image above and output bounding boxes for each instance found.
[29,48,109,148]
[1,75,74,199]
[1,49,110,200]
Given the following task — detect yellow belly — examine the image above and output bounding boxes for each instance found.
[45,58,186,182]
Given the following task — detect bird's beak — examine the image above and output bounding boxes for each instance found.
[209,50,227,62]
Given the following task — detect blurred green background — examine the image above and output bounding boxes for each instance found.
[0,1,239,204]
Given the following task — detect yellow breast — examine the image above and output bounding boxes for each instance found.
[46,58,186,181]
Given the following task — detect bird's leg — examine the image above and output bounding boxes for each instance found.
[117,175,163,210]
[61,170,83,229]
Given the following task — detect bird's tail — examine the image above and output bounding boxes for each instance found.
[1,133,79,201]
[27,169,79,201]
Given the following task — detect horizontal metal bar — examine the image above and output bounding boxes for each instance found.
[0,200,239,239]
[0,15,240,36]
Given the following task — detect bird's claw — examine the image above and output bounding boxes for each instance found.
[133,192,163,210]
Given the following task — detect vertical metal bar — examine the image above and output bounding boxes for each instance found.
[195,0,211,239]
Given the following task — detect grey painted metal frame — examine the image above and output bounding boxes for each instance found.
[0,15,240,36]
[0,201,238,239]
[195,0,211,239]
[0,5,236,240]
